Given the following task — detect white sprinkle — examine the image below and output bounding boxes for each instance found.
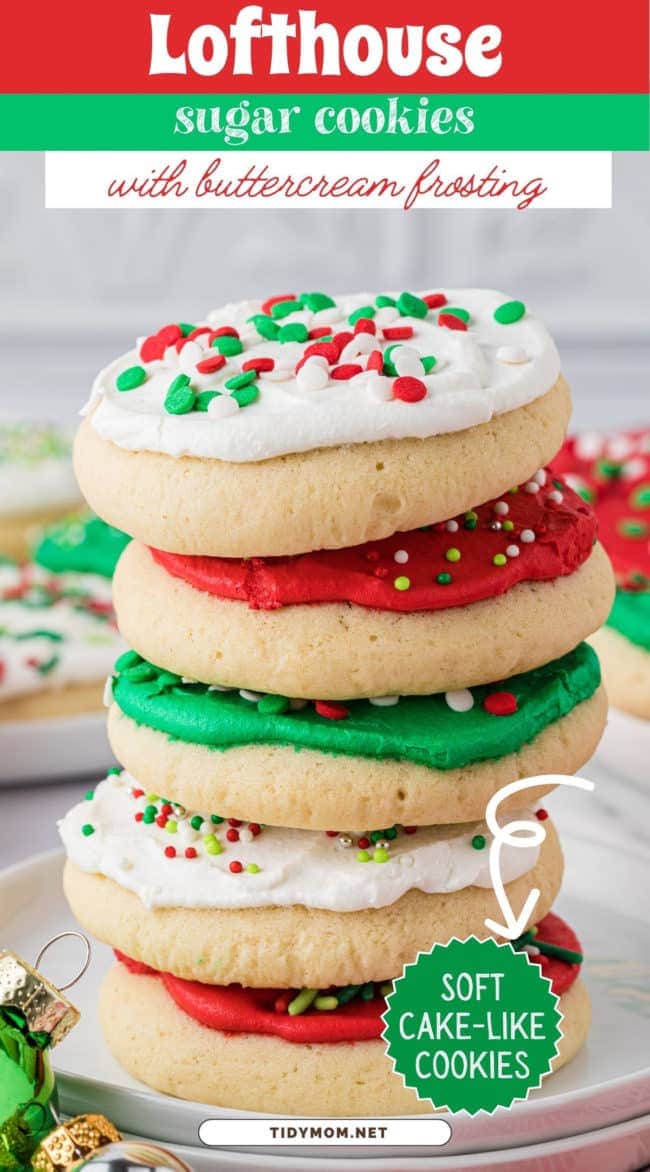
[178,340,203,376]
[607,435,633,461]
[575,431,604,460]
[445,688,474,713]
[523,944,541,957]
[369,695,400,707]
[263,365,293,382]
[533,468,547,486]
[398,853,415,867]
[181,676,197,684]
[311,306,342,327]
[367,375,394,402]
[340,334,376,363]
[445,519,459,532]
[496,345,529,365]
[520,529,536,543]
[208,683,232,692]
[163,344,178,366]
[493,501,509,516]
[238,828,254,844]
[207,395,239,419]
[239,689,263,702]
[524,481,540,494]
[506,544,520,558]
[103,676,113,707]
[623,457,646,479]
[375,306,400,327]
[547,489,563,504]
[296,359,329,393]
[393,346,424,377]
[393,549,409,564]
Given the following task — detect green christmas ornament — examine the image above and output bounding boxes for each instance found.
[0,941,83,1170]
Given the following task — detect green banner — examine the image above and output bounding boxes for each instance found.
[1,93,648,150]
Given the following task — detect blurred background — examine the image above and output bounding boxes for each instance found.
[0,152,648,429]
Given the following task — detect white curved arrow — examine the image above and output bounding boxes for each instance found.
[483,773,595,940]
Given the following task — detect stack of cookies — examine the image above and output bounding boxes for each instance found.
[60,289,614,1115]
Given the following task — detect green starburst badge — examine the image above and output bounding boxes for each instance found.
[382,936,562,1114]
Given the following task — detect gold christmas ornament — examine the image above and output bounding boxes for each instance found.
[32,1115,122,1172]
[0,947,81,1048]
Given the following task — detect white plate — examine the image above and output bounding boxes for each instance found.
[1,849,649,1162]
[123,1113,650,1172]
[0,711,115,784]
[594,706,650,786]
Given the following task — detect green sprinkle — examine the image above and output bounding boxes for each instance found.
[194,391,221,412]
[36,654,60,675]
[360,983,375,1001]
[421,355,437,373]
[179,322,196,337]
[211,814,224,825]
[370,830,383,844]
[472,834,486,850]
[224,370,257,391]
[210,335,243,357]
[248,314,280,340]
[115,650,142,673]
[246,863,260,874]
[15,628,63,642]
[513,929,537,949]
[203,835,222,856]
[257,694,290,715]
[379,982,393,996]
[383,826,398,840]
[619,519,647,538]
[146,793,159,802]
[232,385,259,408]
[85,790,94,801]
[437,572,452,585]
[534,940,583,965]
[394,575,410,591]
[300,292,336,312]
[337,985,362,1004]
[397,291,428,319]
[444,306,470,323]
[165,374,195,415]
[314,995,339,1011]
[190,815,204,830]
[288,988,318,1015]
[116,365,146,392]
[107,767,121,776]
[493,553,507,566]
[597,459,623,480]
[375,294,397,308]
[464,511,478,530]
[143,806,157,824]
[445,547,461,563]
[503,519,515,531]
[81,824,95,837]
[373,847,389,863]
[357,849,371,862]
[278,322,309,343]
[166,820,178,834]
[270,299,299,320]
[382,343,400,376]
[348,305,376,325]
[631,485,650,508]
[494,299,526,324]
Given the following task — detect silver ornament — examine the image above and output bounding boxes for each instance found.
[72,1141,193,1172]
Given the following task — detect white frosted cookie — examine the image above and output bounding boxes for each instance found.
[0,563,124,722]
[0,421,81,561]
[75,290,570,555]
[60,771,563,987]
[99,965,590,1117]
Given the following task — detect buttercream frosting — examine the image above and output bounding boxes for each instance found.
[109,644,601,772]
[0,420,79,518]
[59,771,540,912]
[34,514,130,579]
[150,471,596,613]
[83,289,560,463]
[0,563,125,702]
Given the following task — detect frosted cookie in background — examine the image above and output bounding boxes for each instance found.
[0,420,81,561]
[554,429,650,780]
[0,514,127,724]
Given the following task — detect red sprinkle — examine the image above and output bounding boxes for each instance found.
[248,823,261,836]
[332,331,354,354]
[393,376,427,403]
[134,812,144,823]
[424,293,448,309]
[155,815,168,828]
[325,831,339,838]
[304,341,338,364]
[354,318,376,335]
[382,326,414,341]
[229,860,244,874]
[315,700,349,720]
[242,357,274,373]
[228,818,242,827]
[226,828,240,842]
[161,803,173,815]
[139,334,165,363]
[262,294,295,316]
[439,313,467,331]
[209,326,239,342]
[132,788,145,798]
[404,826,418,835]
[358,837,370,849]
[331,363,363,381]
[536,808,549,821]
[186,326,212,342]
[274,992,292,1014]
[374,566,389,578]
[366,350,384,372]
[197,354,226,375]
[483,691,518,716]
[185,847,198,859]
[164,846,176,859]
[158,324,182,347]
[364,549,380,562]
